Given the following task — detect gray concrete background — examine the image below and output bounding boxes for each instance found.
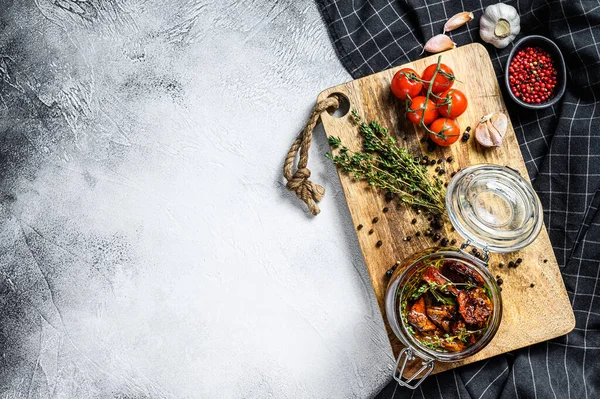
[0,1,393,397]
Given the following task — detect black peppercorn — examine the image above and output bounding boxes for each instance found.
[530,283,535,288]
[430,159,436,166]
[421,159,427,165]
[447,156,453,163]
[423,155,429,161]
[508,261,515,268]
[372,217,379,223]
[385,269,394,278]
[415,231,421,237]
[499,261,505,267]
[465,126,471,132]
[444,182,448,187]
[411,218,417,224]
[368,229,374,235]
[406,236,412,242]
[471,248,478,254]
[451,171,456,177]
[450,239,457,245]
[439,169,445,174]
[376,240,383,247]
[437,159,443,164]
[433,233,441,241]
[440,238,449,246]
[357,224,363,230]
[497,278,504,285]
[543,259,548,263]
[435,166,440,172]
[383,207,389,213]
[516,257,523,264]
[462,133,471,142]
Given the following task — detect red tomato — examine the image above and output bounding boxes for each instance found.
[422,63,455,94]
[391,68,423,100]
[406,96,438,126]
[429,118,460,146]
[436,89,468,118]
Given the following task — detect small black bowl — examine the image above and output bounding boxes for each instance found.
[504,35,566,109]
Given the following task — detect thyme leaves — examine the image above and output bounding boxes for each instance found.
[325,111,446,216]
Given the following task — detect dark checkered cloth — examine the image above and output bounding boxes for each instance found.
[315,1,600,398]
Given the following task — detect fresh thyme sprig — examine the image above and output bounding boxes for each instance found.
[411,281,477,300]
[420,329,483,351]
[411,282,455,305]
[410,280,478,306]
[326,111,446,216]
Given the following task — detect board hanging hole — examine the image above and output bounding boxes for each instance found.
[326,92,350,118]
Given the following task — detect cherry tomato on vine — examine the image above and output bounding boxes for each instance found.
[428,118,460,146]
[422,63,455,94]
[436,89,468,118]
[391,68,423,100]
[406,96,438,126]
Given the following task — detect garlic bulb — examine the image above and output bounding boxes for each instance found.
[479,3,520,49]
[475,112,508,147]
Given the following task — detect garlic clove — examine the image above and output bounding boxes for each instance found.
[495,36,514,49]
[484,3,504,21]
[510,16,521,36]
[489,112,508,135]
[479,15,496,31]
[475,112,508,147]
[424,34,456,53]
[443,12,474,33]
[486,121,504,146]
[475,122,495,147]
[503,4,520,21]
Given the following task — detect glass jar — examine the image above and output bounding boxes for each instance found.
[384,164,543,389]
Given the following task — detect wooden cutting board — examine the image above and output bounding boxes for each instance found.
[317,43,574,376]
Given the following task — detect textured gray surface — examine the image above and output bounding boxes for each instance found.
[0,1,393,397]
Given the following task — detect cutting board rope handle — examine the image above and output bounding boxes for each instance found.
[283,95,340,215]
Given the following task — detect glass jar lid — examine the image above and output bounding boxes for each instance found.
[446,164,543,253]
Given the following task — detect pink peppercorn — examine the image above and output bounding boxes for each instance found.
[509,47,558,104]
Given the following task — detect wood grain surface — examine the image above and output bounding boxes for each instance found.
[317,43,575,377]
